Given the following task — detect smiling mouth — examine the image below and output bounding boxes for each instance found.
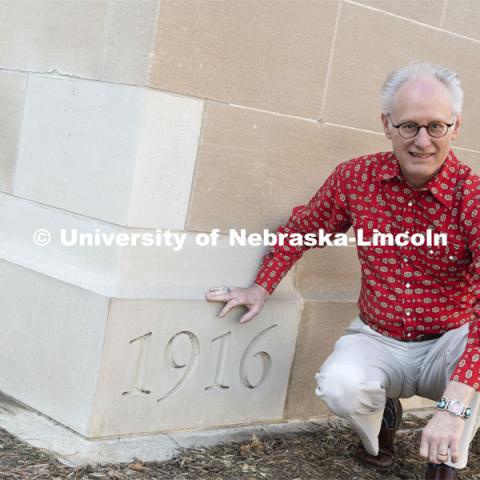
[409,152,434,159]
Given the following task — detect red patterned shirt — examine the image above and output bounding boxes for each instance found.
[254,150,480,391]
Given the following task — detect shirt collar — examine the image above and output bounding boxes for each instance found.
[374,150,460,208]
[373,151,401,183]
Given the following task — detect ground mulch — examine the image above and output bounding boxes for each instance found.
[0,413,479,479]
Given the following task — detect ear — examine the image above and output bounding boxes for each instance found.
[450,112,462,141]
[381,113,392,140]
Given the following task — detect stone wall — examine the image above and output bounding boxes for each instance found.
[1,0,479,437]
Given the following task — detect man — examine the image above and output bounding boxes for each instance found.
[205,62,480,480]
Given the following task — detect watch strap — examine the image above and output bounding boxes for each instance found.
[436,397,472,419]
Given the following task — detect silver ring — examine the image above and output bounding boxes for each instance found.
[437,452,448,457]
[212,286,231,293]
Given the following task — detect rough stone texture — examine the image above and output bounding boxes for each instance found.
[149,0,339,118]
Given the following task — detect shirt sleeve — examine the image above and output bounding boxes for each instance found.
[450,185,480,391]
[254,162,352,295]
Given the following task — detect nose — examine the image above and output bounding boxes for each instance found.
[414,126,432,148]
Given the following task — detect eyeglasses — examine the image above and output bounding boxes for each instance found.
[387,114,455,139]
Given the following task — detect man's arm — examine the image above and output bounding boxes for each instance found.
[447,187,480,392]
[421,185,480,464]
[254,162,352,295]
[206,161,353,323]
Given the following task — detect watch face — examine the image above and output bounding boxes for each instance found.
[449,400,463,415]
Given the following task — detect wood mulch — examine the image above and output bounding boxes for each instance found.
[0,413,479,479]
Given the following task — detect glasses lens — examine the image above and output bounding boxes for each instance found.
[427,122,448,138]
[398,123,418,138]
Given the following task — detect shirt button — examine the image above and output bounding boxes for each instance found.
[402,255,408,262]
[406,283,411,288]
[407,201,414,207]
[405,309,412,316]
[428,250,434,255]
[407,333,412,337]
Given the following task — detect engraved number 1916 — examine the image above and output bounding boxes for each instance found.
[122,324,278,401]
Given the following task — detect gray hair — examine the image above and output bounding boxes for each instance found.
[380,62,463,114]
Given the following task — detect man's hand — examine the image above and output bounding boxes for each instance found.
[420,380,474,464]
[420,410,465,464]
[205,284,270,324]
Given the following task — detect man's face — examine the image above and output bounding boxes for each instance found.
[381,76,461,188]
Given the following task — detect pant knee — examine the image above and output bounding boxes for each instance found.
[314,369,360,416]
[314,366,385,417]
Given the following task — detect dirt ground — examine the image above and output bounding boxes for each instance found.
[0,413,479,480]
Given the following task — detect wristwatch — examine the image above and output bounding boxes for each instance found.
[436,397,472,419]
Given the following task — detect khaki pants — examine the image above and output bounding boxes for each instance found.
[314,316,480,469]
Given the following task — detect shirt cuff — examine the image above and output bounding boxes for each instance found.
[254,269,282,295]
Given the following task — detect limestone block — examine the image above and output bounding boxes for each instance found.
[101,0,160,85]
[90,297,300,436]
[0,250,301,437]
[14,75,203,228]
[0,0,107,77]
[0,195,302,437]
[296,240,361,302]
[443,0,480,40]
[0,259,108,435]
[0,193,296,300]
[149,0,339,118]
[354,0,444,26]
[0,193,124,295]
[0,71,26,193]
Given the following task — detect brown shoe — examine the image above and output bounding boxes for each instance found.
[425,463,458,479]
[356,398,403,471]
